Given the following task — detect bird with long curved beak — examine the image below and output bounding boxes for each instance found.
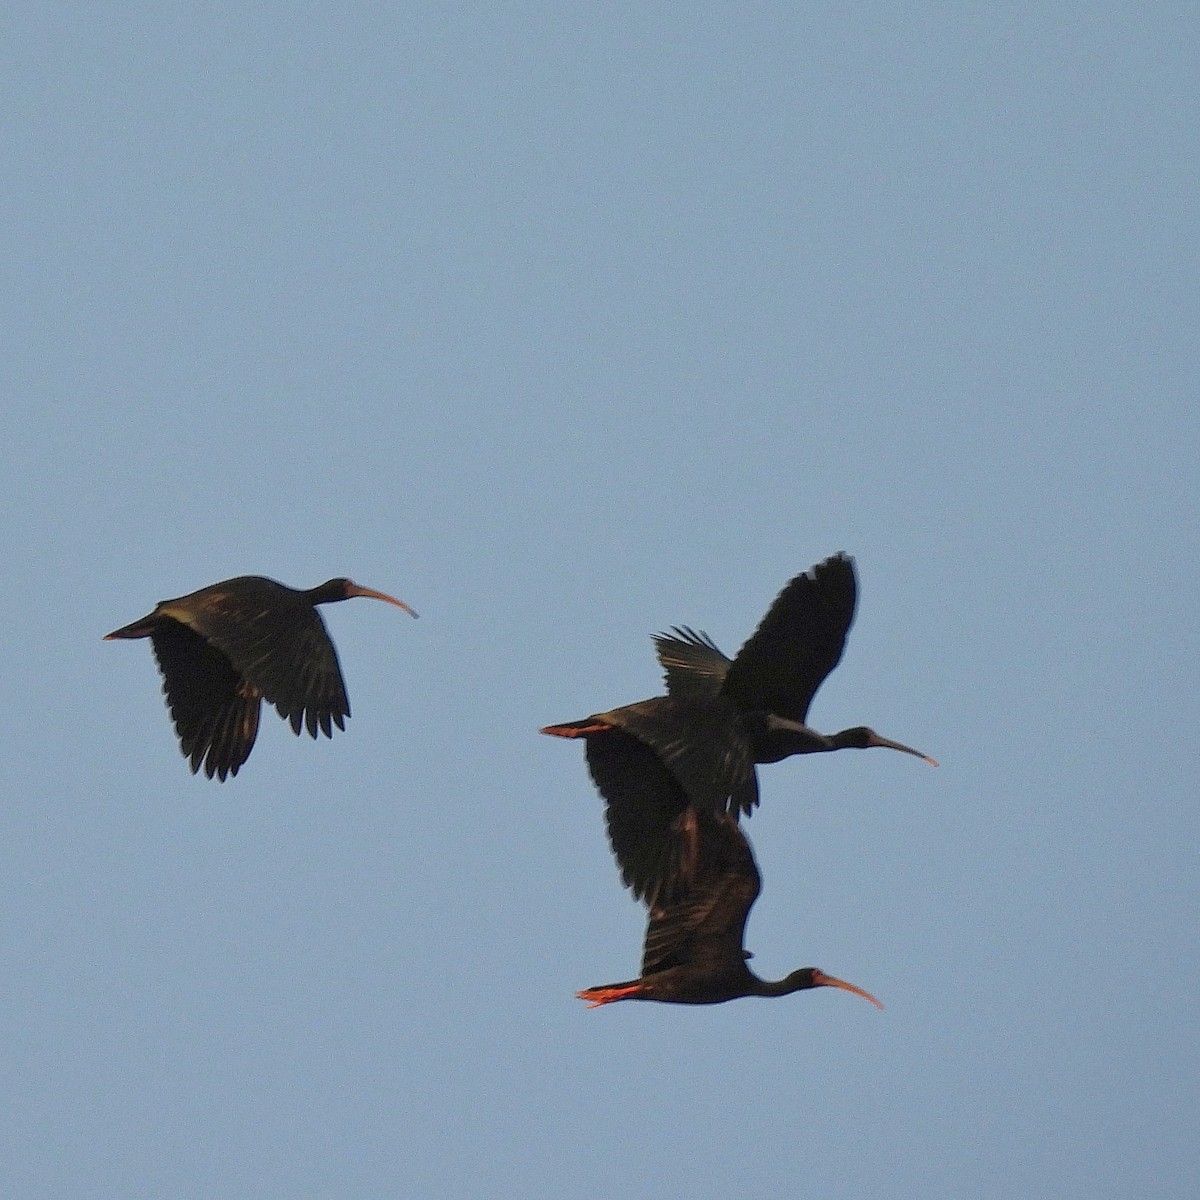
[106,575,417,779]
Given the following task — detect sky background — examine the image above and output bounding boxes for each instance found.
[2,5,1197,1198]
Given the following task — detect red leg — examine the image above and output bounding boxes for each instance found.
[577,983,643,1007]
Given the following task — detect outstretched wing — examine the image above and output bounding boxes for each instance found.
[169,581,350,739]
[640,812,760,978]
[721,553,857,723]
[150,623,261,780]
[584,729,702,908]
[653,626,732,700]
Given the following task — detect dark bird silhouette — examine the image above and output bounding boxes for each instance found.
[105,576,417,780]
[578,805,882,1009]
[543,553,935,822]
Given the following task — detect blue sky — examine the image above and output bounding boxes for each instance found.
[3,5,1197,1197]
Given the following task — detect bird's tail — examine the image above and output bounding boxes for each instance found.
[540,719,613,738]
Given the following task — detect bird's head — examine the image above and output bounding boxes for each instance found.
[316,578,418,617]
[836,726,937,765]
[787,968,884,1008]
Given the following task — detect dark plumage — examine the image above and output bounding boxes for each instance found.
[105,575,416,779]
[542,554,934,900]
[548,694,763,823]
[581,724,705,907]
[652,553,933,767]
[578,806,882,1009]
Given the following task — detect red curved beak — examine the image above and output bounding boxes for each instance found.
[812,970,884,1010]
[345,583,418,618]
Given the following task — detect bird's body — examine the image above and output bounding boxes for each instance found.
[105,575,416,780]
[547,554,933,798]
[578,807,881,1010]
[543,554,934,901]
[548,693,761,818]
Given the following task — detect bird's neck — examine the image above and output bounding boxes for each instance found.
[751,715,833,760]
[750,970,816,998]
[306,579,348,606]
[828,726,871,749]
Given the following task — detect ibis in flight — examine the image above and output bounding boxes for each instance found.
[105,575,416,780]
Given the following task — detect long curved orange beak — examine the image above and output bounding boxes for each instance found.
[866,731,937,767]
[345,582,418,618]
[812,970,884,1010]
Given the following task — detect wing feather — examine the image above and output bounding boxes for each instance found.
[149,623,261,779]
[640,813,760,977]
[584,730,701,907]
[653,627,732,700]
[721,553,857,723]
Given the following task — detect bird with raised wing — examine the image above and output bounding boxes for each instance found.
[543,553,934,820]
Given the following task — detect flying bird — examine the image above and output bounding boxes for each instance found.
[543,553,935,820]
[105,575,417,780]
[578,805,882,1010]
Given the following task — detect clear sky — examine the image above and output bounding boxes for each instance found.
[3,5,1197,1198]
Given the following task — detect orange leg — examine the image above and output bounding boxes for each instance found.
[577,983,643,1007]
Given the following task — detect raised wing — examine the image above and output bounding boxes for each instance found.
[639,812,760,978]
[150,623,262,779]
[721,553,857,723]
[653,626,732,700]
